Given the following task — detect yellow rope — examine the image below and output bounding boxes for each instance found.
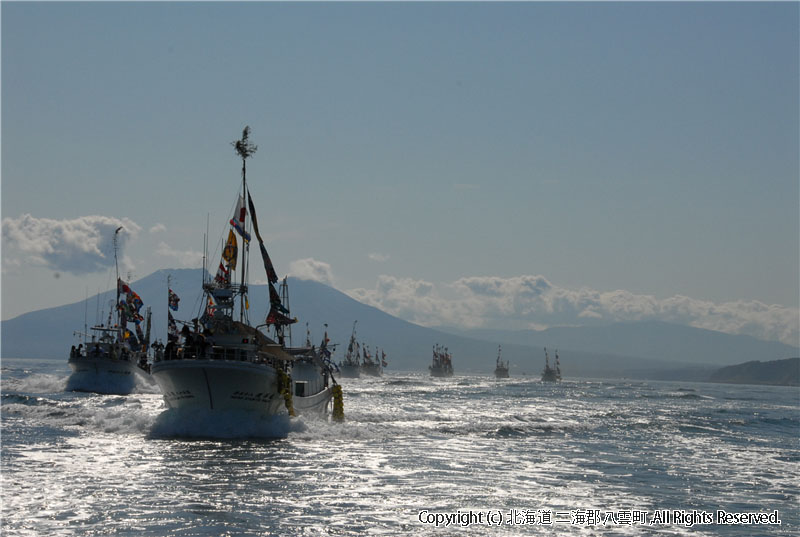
[332,384,344,422]
[276,367,295,417]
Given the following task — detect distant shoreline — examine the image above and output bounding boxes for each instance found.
[6,356,799,388]
[706,358,800,387]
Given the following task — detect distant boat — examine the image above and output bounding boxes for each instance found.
[150,127,343,422]
[337,321,361,378]
[67,227,154,394]
[541,347,562,382]
[361,344,385,377]
[429,344,454,377]
[494,345,509,378]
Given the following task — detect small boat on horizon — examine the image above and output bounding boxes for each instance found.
[429,344,453,377]
[361,344,387,377]
[337,321,361,378]
[541,347,562,382]
[494,345,509,379]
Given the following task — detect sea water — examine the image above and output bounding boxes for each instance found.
[1,357,798,536]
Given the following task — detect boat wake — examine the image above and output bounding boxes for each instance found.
[3,373,67,394]
[2,393,158,435]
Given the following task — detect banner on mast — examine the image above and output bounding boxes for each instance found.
[247,189,279,283]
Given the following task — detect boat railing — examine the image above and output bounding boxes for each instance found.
[70,343,141,364]
[155,343,278,367]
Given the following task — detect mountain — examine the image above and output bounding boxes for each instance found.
[707,358,800,387]
[3,268,798,380]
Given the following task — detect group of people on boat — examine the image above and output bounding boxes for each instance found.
[70,341,136,362]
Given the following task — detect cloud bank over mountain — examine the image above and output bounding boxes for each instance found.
[2,213,141,275]
[288,258,335,286]
[348,274,799,346]
[2,213,796,347]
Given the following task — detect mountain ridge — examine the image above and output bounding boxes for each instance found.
[2,268,798,380]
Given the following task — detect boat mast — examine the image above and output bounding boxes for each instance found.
[348,321,358,362]
[233,126,257,323]
[280,277,292,346]
[203,215,208,287]
[113,226,123,329]
[84,287,88,343]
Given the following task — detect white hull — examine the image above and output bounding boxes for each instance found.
[151,359,286,415]
[290,359,334,416]
[293,386,333,415]
[67,355,151,394]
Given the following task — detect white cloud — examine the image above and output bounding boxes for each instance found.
[288,258,335,285]
[347,273,800,346]
[155,242,204,269]
[348,274,471,328]
[367,253,389,263]
[149,223,166,233]
[1,214,141,275]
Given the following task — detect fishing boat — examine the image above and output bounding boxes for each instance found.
[494,345,509,378]
[337,321,361,378]
[540,347,562,382]
[429,344,453,377]
[150,127,343,422]
[285,322,338,415]
[361,345,386,377]
[67,227,154,394]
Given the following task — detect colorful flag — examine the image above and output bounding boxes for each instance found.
[215,262,230,284]
[234,195,246,225]
[266,307,297,326]
[222,229,238,269]
[229,219,251,243]
[118,278,131,295]
[128,290,144,313]
[168,289,180,311]
[118,300,135,319]
[230,195,250,242]
[168,312,178,341]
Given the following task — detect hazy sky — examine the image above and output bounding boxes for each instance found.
[2,2,798,346]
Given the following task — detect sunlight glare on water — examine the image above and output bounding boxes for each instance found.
[2,358,798,536]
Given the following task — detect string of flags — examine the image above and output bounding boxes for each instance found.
[117,279,144,324]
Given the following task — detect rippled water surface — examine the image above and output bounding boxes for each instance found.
[2,358,798,536]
